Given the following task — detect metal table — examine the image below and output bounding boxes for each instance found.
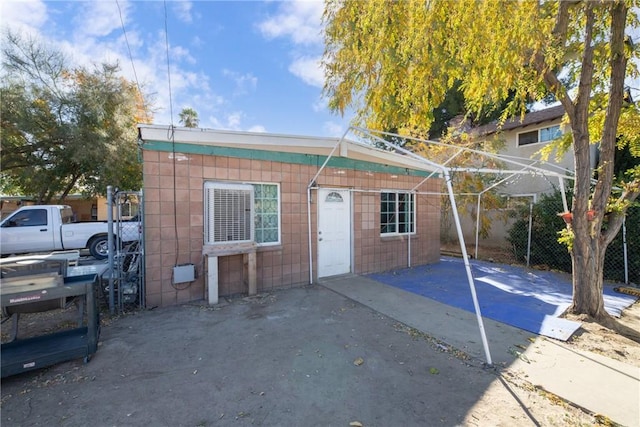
[1,274,100,378]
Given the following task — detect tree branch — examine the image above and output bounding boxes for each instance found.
[535,0,577,117]
[592,1,629,219]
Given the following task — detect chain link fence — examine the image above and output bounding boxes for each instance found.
[441,190,638,285]
[101,188,145,314]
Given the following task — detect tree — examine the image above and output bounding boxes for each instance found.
[1,32,149,202]
[323,1,640,322]
[179,107,199,128]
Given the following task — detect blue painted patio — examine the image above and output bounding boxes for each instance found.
[368,257,637,341]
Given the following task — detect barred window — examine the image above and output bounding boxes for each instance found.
[381,191,415,235]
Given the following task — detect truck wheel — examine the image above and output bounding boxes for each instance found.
[89,236,111,260]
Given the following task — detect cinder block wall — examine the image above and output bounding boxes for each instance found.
[142,149,441,307]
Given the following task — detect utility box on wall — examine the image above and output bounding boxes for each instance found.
[173,264,195,284]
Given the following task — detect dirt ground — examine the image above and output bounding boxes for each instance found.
[565,299,640,369]
[2,286,639,426]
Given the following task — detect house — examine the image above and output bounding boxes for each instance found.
[473,105,568,194]
[137,125,443,308]
[0,195,101,221]
[455,105,597,250]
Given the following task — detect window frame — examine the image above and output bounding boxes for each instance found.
[380,190,416,236]
[252,182,281,247]
[5,209,48,227]
[204,181,281,247]
[517,124,562,147]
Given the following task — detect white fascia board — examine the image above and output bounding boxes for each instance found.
[138,124,439,173]
[138,124,340,150]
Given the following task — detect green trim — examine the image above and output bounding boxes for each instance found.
[143,140,438,178]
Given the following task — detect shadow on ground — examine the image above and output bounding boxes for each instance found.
[1,285,538,426]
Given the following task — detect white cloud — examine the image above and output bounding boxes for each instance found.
[312,96,327,113]
[207,112,243,131]
[247,125,267,133]
[204,112,265,133]
[323,121,345,137]
[173,1,193,24]
[191,35,204,48]
[73,1,125,38]
[258,2,327,90]
[257,0,324,46]
[289,56,324,88]
[222,69,258,95]
[227,111,242,128]
[0,0,48,36]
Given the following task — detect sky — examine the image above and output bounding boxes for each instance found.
[2,1,639,139]
[0,0,352,138]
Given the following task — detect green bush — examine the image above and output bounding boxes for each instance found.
[507,189,639,283]
[507,190,572,272]
[604,205,639,283]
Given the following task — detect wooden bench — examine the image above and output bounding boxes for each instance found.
[202,242,257,305]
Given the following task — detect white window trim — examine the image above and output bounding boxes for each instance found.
[204,181,281,247]
[516,124,562,147]
[251,181,281,247]
[380,190,417,236]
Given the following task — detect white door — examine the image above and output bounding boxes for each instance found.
[317,188,351,278]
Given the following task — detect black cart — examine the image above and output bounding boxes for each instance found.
[1,272,100,378]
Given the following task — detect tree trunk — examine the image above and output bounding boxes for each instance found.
[565,2,629,321]
[565,126,609,319]
[567,227,609,319]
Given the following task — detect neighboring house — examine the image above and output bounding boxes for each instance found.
[137,125,443,308]
[458,105,597,248]
[0,195,101,221]
[471,105,590,195]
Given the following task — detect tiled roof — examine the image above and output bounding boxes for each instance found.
[472,105,565,136]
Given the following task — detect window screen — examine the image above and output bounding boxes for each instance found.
[205,183,254,244]
[518,130,539,146]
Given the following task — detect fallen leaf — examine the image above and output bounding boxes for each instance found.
[429,367,439,375]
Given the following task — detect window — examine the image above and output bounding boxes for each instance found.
[205,183,254,244]
[253,183,280,245]
[380,191,415,235]
[539,125,562,142]
[518,125,562,146]
[518,130,539,146]
[5,209,48,227]
[204,182,280,246]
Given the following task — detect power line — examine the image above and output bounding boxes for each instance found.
[115,0,146,112]
[162,0,187,288]
[163,0,175,127]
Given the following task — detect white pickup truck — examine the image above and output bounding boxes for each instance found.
[0,205,140,260]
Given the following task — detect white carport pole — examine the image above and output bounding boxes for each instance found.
[558,177,569,213]
[475,195,482,260]
[443,168,493,365]
[352,127,493,365]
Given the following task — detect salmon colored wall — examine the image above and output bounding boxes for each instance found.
[142,149,441,307]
